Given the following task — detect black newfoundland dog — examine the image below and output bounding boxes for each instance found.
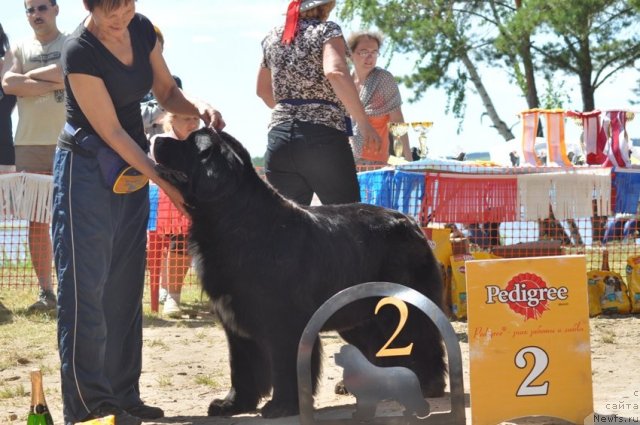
[153,128,446,418]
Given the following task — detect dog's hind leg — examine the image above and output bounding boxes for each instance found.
[208,331,271,416]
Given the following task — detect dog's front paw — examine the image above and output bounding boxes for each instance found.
[208,398,256,416]
[261,400,299,418]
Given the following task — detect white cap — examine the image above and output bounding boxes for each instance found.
[300,0,334,12]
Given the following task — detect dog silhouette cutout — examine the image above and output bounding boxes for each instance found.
[335,344,431,420]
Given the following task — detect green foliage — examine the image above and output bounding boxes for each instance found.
[340,0,640,125]
[251,156,265,168]
[540,75,569,110]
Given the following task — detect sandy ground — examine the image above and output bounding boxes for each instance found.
[2,311,640,425]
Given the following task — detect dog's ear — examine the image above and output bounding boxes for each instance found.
[218,131,252,167]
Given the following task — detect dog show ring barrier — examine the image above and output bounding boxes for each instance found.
[297,281,466,425]
[4,163,640,320]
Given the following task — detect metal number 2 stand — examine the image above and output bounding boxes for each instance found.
[297,281,466,425]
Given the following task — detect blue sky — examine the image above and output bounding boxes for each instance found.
[3,0,639,158]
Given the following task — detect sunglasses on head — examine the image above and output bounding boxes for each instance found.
[25,4,51,15]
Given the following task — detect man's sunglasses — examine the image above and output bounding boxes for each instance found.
[25,4,51,15]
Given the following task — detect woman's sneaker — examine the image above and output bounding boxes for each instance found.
[162,294,182,318]
[28,289,56,312]
[158,287,168,304]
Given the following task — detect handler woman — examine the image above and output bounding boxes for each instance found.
[52,1,224,424]
[257,0,380,206]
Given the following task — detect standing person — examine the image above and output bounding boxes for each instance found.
[52,1,224,424]
[1,0,67,311]
[149,113,199,318]
[347,31,412,165]
[257,0,380,206]
[0,23,17,172]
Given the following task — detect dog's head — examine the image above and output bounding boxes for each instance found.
[153,128,252,205]
[604,275,622,291]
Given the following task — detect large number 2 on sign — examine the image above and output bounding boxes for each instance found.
[515,346,550,396]
[375,297,414,357]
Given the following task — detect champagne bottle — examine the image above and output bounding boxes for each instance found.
[602,249,610,271]
[27,369,53,425]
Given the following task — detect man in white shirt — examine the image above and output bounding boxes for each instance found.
[1,0,66,311]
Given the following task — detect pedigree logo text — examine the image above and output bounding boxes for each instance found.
[485,272,568,320]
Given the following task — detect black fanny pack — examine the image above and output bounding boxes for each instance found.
[278,98,353,136]
[58,123,148,194]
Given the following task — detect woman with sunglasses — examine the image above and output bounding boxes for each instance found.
[52,1,224,424]
[257,0,380,206]
[348,31,412,166]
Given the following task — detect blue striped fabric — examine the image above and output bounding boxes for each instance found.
[614,170,640,214]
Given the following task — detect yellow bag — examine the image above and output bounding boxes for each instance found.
[587,250,631,315]
[449,253,473,320]
[625,256,640,313]
[586,272,604,317]
[422,226,453,268]
[448,251,498,320]
[423,226,453,316]
[586,270,631,315]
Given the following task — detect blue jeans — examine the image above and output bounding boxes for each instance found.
[265,120,360,205]
[51,148,149,424]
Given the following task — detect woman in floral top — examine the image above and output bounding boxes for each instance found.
[257,0,379,206]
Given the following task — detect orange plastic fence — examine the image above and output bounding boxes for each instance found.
[2,165,639,313]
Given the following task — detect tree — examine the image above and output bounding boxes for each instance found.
[340,0,640,139]
[251,156,265,168]
[341,0,516,139]
[512,0,640,111]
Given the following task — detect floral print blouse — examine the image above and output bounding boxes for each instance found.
[261,19,349,132]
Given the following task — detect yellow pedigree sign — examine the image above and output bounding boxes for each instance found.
[466,256,593,424]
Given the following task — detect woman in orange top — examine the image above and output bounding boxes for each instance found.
[348,31,412,165]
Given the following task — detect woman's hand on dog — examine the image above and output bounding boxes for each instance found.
[157,178,191,217]
[197,103,226,131]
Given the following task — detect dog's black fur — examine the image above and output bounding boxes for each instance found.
[153,128,446,418]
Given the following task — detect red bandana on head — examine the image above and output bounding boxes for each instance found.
[282,0,302,45]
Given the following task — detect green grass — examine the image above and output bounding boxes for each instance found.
[0,282,214,374]
[156,375,172,387]
[601,334,616,344]
[0,283,217,418]
[0,384,26,400]
[146,338,168,349]
[194,374,219,388]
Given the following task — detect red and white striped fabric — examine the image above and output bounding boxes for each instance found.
[565,110,607,165]
[603,110,631,168]
[421,173,518,224]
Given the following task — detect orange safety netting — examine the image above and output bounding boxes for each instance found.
[2,163,640,312]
